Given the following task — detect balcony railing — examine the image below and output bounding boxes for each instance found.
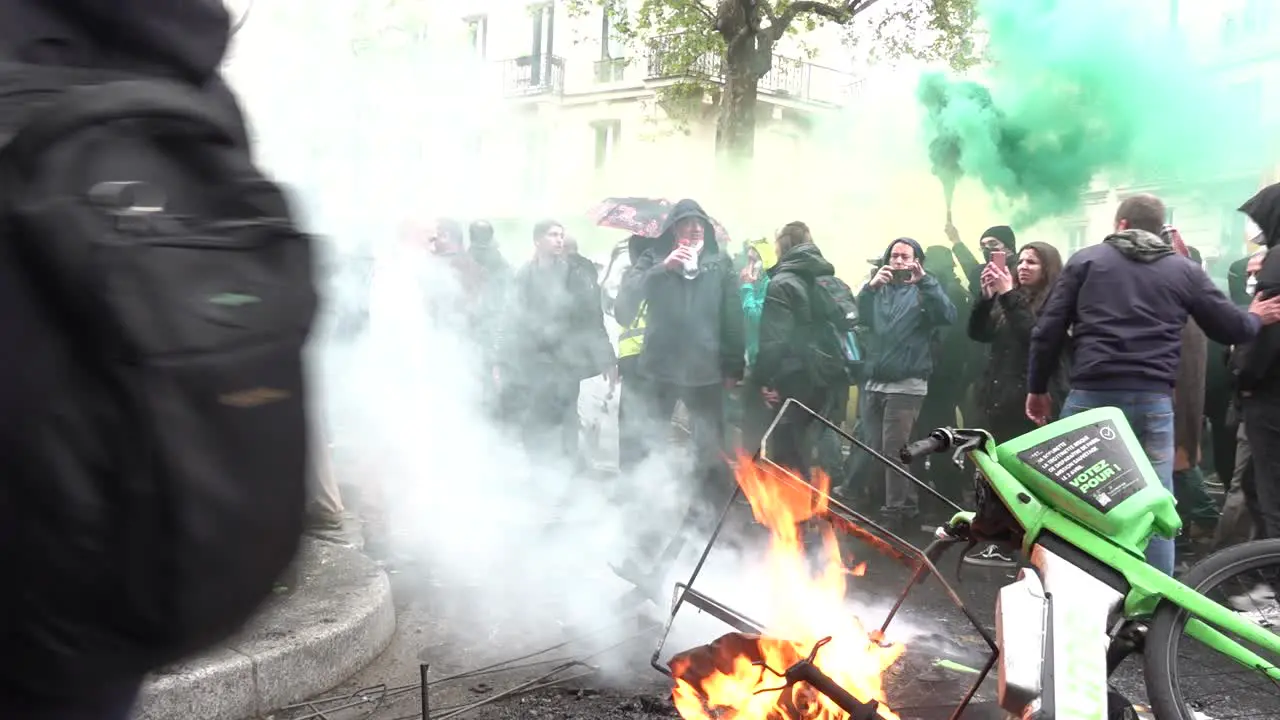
[645,34,722,80]
[644,33,855,106]
[498,54,565,97]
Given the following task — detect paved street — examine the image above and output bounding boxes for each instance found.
[289,386,1271,720]
[269,497,1157,720]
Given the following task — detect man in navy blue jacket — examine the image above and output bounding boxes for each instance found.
[1026,194,1280,574]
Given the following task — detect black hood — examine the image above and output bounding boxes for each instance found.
[0,0,231,83]
[1240,183,1280,248]
[626,233,651,264]
[770,243,834,280]
[656,198,719,255]
[880,237,925,266]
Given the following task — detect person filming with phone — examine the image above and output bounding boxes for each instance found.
[856,238,957,527]
[961,242,1066,567]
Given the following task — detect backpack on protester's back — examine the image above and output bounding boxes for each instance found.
[808,275,864,388]
[0,65,316,692]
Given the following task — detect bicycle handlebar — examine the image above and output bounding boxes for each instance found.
[899,429,954,464]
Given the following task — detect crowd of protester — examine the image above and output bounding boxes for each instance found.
[395,186,1280,580]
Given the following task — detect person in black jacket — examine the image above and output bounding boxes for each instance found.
[1028,194,1280,575]
[965,241,1065,566]
[1237,182,1280,544]
[500,220,616,468]
[972,241,1067,440]
[615,199,745,510]
[0,1,250,718]
[749,222,850,477]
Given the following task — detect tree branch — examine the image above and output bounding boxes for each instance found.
[692,0,716,25]
[768,0,884,41]
[761,0,777,24]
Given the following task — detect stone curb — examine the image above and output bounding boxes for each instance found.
[131,537,396,720]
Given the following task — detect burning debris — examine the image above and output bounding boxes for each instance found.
[670,633,895,720]
[635,403,996,720]
[664,456,904,720]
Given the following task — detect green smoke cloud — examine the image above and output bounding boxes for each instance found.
[919,0,1271,226]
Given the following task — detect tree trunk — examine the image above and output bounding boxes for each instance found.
[713,0,762,162]
[716,39,759,161]
[716,49,759,160]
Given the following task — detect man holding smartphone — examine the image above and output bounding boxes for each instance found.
[856,238,958,526]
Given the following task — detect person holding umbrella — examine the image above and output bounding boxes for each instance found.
[615,199,745,516]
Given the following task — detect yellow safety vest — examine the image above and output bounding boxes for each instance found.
[618,301,647,359]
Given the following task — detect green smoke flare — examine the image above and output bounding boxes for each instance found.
[919,0,1272,226]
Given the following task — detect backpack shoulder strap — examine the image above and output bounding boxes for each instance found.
[3,78,237,170]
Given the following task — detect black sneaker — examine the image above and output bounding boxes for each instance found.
[962,544,1017,568]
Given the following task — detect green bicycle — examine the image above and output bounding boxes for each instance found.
[901,406,1280,720]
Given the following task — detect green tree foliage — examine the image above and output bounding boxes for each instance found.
[567,0,978,160]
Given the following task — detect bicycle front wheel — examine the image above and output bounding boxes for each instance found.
[1144,538,1280,720]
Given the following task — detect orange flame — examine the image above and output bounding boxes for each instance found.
[669,455,904,720]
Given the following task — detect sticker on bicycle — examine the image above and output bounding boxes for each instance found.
[1015,420,1146,512]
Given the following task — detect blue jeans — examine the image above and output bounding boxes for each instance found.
[1060,389,1176,575]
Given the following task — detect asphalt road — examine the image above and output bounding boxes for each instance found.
[269,503,1148,720]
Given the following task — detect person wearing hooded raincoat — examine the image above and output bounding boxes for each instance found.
[615,199,745,512]
[856,237,957,523]
[1236,182,1280,545]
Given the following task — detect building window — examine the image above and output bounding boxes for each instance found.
[595,58,628,83]
[593,120,621,170]
[527,2,555,86]
[529,2,554,57]
[465,15,487,58]
[1066,224,1087,255]
[600,7,624,60]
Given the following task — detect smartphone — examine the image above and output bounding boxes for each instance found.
[891,269,913,283]
[990,251,1007,270]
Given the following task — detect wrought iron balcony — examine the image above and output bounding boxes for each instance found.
[645,34,722,80]
[644,33,855,106]
[498,54,565,97]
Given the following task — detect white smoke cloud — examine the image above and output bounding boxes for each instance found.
[224,0,949,676]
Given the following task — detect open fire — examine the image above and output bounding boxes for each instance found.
[668,456,904,720]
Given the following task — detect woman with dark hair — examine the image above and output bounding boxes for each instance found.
[964,241,1067,566]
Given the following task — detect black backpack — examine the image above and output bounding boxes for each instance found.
[0,65,316,692]
[807,275,863,387]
